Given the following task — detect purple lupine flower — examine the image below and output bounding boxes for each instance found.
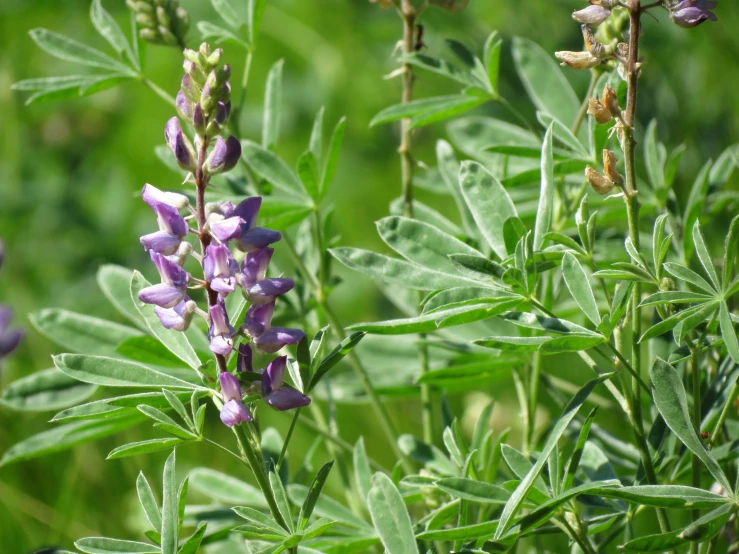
[203,244,238,295]
[0,307,24,359]
[176,90,193,120]
[140,200,190,255]
[154,297,196,331]
[245,278,295,306]
[237,343,254,373]
[219,371,252,427]
[244,300,305,354]
[261,356,311,411]
[669,0,717,27]
[165,117,196,171]
[141,183,190,210]
[138,252,190,308]
[209,197,282,252]
[209,300,235,355]
[205,136,241,175]
[236,248,295,305]
[572,5,611,25]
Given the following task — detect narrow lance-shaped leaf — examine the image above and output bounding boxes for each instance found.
[262,59,283,150]
[161,450,178,554]
[494,373,613,538]
[367,473,419,554]
[0,367,96,412]
[137,472,162,532]
[719,302,739,363]
[562,253,601,327]
[90,0,138,69]
[651,358,732,493]
[298,461,334,530]
[533,124,554,251]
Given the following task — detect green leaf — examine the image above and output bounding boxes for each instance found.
[644,120,665,190]
[562,253,601,327]
[459,161,517,259]
[448,253,505,282]
[233,506,289,535]
[262,59,283,150]
[309,107,324,163]
[137,405,195,440]
[640,301,718,343]
[75,538,161,554]
[500,445,549,497]
[108,438,184,461]
[189,468,266,507]
[98,265,146,329]
[0,367,96,412]
[330,247,477,291]
[719,301,739,363]
[389,198,462,237]
[437,140,476,238]
[512,37,578,128]
[377,216,483,276]
[533,124,554,251]
[723,215,739,290]
[398,434,457,476]
[54,354,201,390]
[683,160,712,260]
[130,272,202,371]
[693,220,721,290]
[241,140,305,195]
[663,263,716,294]
[30,308,142,356]
[596,485,730,509]
[212,0,245,30]
[436,478,509,504]
[640,291,714,307]
[247,0,267,43]
[309,332,365,391]
[320,116,346,199]
[298,462,334,530]
[353,438,372,504]
[269,471,294,532]
[503,311,596,336]
[537,334,604,354]
[474,336,549,352]
[90,0,137,69]
[652,358,732,492]
[177,522,207,554]
[562,408,597,491]
[197,22,248,47]
[161,450,178,554]
[116,336,185,368]
[537,112,589,158]
[483,31,502,97]
[494,373,612,538]
[422,287,518,314]
[0,416,141,467]
[297,150,320,203]
[367,473,419,554]
[401,53,481,88]
[371,95,486,129]
[348,304,509,335]
[288,484,371,530]
[137,472,162,532]
[29,28,131,72]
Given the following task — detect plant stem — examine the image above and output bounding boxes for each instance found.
[709,379,739,449]
[233,423,291,532]
[572,70,598,137]
[397,0,434,444]
[275,408,302,472]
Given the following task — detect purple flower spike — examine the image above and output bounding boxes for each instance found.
[206,136,242,175]
[237,343,253,373]
[254,327,305,354]
[261,356,310,411]
[220,399,252,427]
[0,307,24,359]
[204,244,238,295]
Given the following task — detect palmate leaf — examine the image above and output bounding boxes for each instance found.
[29,28,133,73]
[90,0,138,69]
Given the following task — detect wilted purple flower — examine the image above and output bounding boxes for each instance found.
[572,5,611,25]
[154,297,196,331]
[165,117,196,171]
[0,307,24,360]
[138,252,190,308]
[261,356,311,411]
[219,371,252,427]
[244,300,305,354]
[203,244,238,296]
[668,0,717,27]
[205,136,241,175]
[209,301,235,355]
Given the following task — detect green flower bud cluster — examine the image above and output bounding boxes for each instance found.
[178,43,233,139]
[126,0,189,48]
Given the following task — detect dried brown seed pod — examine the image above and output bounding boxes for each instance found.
[588,98,613,124]
[603,149,623,184]
[555,51,600,70]
[586,166,616,195]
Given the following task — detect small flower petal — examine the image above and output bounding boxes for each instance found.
[220,399,252,427]
[265,388,311,411]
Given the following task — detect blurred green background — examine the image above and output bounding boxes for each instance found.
[1,0,738,551]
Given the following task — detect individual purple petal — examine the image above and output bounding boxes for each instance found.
[152,253,189,286]
[138,283,185,309]
[240,248,274,287]
[141,184,189,210]
[211,277,236,295]
[254,327,305,354]
[165,117,183,152]
[204,244,234,281]
[232,197,262,231]
[193,102,205,132]
[209,302,234,337]
[154,298,195,331]
[154,203,189,238]
[0,328,24,358]
[210,335,233,355]
[220,371,242,402]
[671,6,717,26]
[176,90,193,119]
[220,399,252,427]
[181,73,199,100]
[211,216,245,243]
[205,136,242,175]
[265,388,311,411]
[236,227,283,253]
[237,343,253,373]
[165,117,194,170]
[262,356,287,395]
[246,278,295,305]
[245,301,275,338]
[140,231,182,256]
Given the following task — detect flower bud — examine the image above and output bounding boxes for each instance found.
[572,5,611,26]
[192,102,206,136]
[127,0,189,47]
[602,84,621,117]
[175,90,192,120]
[200,82,214,113]
[205,136,242,175]
[670,1,717,28]
[586,166,615,195]
[587,98,613,124]
[199,42,212,58]
[603,149,623,184]
[156,5,171,26]
[208,48,224,68]
[165,117,196,171]
[555,51,599,70]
